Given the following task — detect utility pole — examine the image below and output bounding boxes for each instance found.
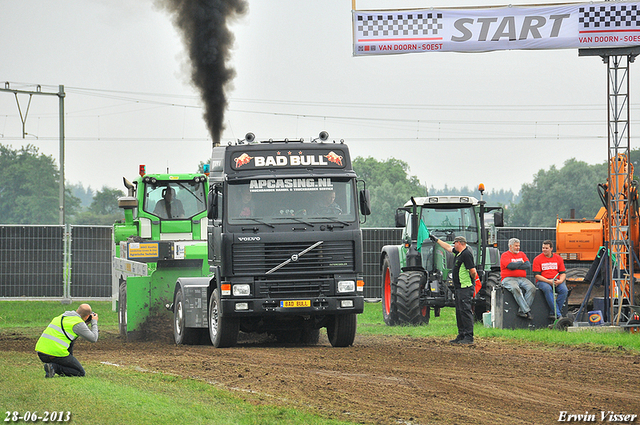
[0,83,66,225]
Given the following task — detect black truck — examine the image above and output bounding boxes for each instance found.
[171,132,371,347]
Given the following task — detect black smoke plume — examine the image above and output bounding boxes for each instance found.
[157,0,248,145]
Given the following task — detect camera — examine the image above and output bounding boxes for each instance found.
[85,312,95,324]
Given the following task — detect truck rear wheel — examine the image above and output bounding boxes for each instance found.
[209,287,239,348]
[396,271,429,325]
[382,256,398,326]
[327,313,357,347]
[173,289,202,345]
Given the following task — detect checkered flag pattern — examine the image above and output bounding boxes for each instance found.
[579,4,640,28]
[357,13,443,37]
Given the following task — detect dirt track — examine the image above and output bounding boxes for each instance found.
[4,328,640,425]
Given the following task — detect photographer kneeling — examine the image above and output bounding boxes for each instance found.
[35,303,99,378]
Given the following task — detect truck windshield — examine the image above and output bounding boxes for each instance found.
[421,206,478,244]
[227,178,357,225]
[144,181,207,219]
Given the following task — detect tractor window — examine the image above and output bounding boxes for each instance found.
[421,207,478,243]
[144,181,207,220]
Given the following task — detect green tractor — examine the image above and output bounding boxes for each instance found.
[113,165,210,340]
[380,187,503,325]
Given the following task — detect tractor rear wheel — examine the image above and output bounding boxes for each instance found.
[396,271,429,325]
[381,256,398,326]
[208,287,239,348]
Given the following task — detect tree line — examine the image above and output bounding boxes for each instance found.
[0,142,626,227]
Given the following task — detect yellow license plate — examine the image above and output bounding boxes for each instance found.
[280,300,311,308]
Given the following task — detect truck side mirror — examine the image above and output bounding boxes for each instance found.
[395,209,406,228]
[359,189,371,216]
[494,211,504,227]
[208,189,218,220]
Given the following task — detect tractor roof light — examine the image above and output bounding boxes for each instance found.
[139,165,146,177]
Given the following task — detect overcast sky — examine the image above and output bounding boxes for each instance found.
[0,0,632,196]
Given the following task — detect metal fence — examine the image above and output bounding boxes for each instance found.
[496,227,556,284]
[0,225,556,301]
[0,225,112,300]
[362,228,402,299]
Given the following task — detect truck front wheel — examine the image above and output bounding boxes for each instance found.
[209,287,239,348]
[327,313,357,347]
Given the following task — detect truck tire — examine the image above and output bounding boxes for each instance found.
[173,288,201,345]
[327,313,357,347]
[118,277,127,338]
[381,256,398,326]
[209,287,239,348]
[396,271,429,325]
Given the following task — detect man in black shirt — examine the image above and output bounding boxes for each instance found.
[430,235,477,344]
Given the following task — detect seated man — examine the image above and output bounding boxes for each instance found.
[312,190,342,215]
[532,239,568,320]
[153,187,185,219]
[236,187,255,217]
[500,237,536,320]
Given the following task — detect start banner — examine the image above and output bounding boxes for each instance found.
[352,1,640,55]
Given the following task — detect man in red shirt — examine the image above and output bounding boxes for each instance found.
[500,238,536,320]
[532,239,567,319]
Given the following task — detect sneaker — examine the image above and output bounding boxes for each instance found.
[458,337,474,344]
[517,311,528,318]
[525,312,534,320]
[44,363,55,378]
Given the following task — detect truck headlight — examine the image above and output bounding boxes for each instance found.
[337,280,355,293]
[233,284,251,296]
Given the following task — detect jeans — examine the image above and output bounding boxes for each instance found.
[455,286,474,339]
[37,352,85,377]
[501,277,536,314]
[536,281,568,318]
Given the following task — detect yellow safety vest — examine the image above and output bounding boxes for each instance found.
[35,314,84,357]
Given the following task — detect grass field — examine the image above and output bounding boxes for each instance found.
[1,300,638,424]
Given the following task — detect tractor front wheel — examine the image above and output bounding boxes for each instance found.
[396,271,429,325]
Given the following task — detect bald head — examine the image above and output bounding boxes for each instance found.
[77,303,92,319]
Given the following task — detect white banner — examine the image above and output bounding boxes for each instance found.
[353,2,640,55]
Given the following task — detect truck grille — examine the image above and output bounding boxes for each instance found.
[256,276,332,298]
[232,240,354,275]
